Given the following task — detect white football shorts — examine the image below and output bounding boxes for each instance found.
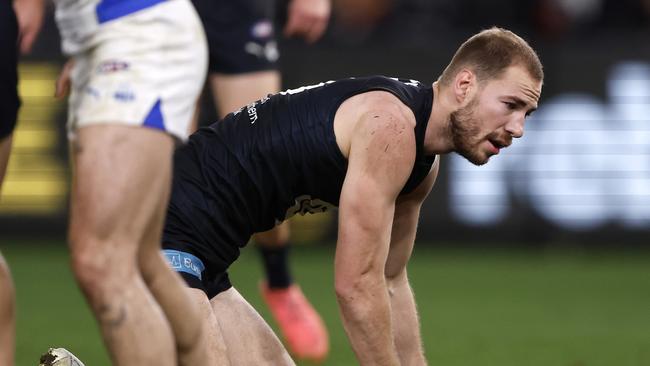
[55,0,208,141]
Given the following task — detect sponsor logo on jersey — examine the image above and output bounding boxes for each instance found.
[238,96,271,123]
[246,102,258,123]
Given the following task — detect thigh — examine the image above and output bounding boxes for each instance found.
[210,70,280,118]
[211,287,295,366]
[69,125,174,252]
[187,288,231,365]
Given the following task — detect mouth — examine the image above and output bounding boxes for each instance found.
[487,139,510,154]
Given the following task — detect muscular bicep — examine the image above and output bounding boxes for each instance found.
[335,110,417,287]
[385,159,439,279]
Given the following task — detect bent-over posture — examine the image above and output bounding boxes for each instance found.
[163,27,543,365]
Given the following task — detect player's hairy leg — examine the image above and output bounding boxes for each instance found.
[0,254,15,366]
[211,287,295,366]
[0,137,14,366]
[138,199,212,365]
[68,125,176,366]
[187,289,231,364]
[253,221,290,248]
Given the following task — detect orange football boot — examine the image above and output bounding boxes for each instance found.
[260,282,329,362]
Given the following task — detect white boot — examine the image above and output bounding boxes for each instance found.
[39,348,85,366]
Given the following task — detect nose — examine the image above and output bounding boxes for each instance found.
[505,115,525,138]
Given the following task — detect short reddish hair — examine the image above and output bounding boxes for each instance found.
[439,27,543,85]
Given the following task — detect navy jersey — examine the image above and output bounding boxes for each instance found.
[163,76,435,274]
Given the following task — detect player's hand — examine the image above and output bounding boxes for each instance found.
[55,60,74,100]
[284,0,331,43]
[12,0,45,55]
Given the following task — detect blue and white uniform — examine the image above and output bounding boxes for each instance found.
[162,76,437,298]
[54,0,207,141]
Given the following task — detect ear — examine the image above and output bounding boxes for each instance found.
[453,68,475,105]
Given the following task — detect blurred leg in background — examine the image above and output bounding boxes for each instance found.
[0,0,44,364]
[54,1,208,364]
[0,254,15,366]
[189,0,331,361]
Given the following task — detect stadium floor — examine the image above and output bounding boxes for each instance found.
[3,240,649,366]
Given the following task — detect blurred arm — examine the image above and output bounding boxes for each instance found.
[55,59,74,99]
[335,101,416,366]
[12,0,46,54]
[385,159,439,365]
[284,0,331,43]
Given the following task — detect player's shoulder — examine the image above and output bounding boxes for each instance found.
[353,90,416,128]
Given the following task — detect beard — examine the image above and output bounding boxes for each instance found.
[449,99,489,166]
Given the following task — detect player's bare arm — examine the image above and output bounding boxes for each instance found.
[385,160,439,366]
[284,0,331,43]
[12,0,45,54]
[334,93,417,365]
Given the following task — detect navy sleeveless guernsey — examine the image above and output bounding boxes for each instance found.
[163,75,436,275]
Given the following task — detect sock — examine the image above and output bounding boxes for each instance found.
[258,244,292,289]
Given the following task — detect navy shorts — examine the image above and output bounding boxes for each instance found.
[0,0,20,139]
[191,0,279,74]
[162,131,254,298]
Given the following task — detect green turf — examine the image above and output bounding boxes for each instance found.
[2,241,649,366]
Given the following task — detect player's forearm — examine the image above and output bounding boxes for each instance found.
[388,270,427,365]
[336,275,401,366]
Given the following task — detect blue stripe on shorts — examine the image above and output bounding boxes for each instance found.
[96,0,167,24]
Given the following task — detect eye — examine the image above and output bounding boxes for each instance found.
[503,101,516,110]
[525,109,537,118]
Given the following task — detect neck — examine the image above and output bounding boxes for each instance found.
[424,81,455,155]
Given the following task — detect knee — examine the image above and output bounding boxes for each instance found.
[69,235,136,301]
[138,248,172,287]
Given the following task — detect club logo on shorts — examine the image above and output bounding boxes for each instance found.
[84,86,101,99]
[114,91,135,102]
[244,41,279,62]
[96,60,130,74]
[113,84,135,102]
[251,20,274,39]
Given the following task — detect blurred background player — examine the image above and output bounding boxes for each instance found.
[52,0,212,364]
[189,0,331,360]
[0,0,44,365]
